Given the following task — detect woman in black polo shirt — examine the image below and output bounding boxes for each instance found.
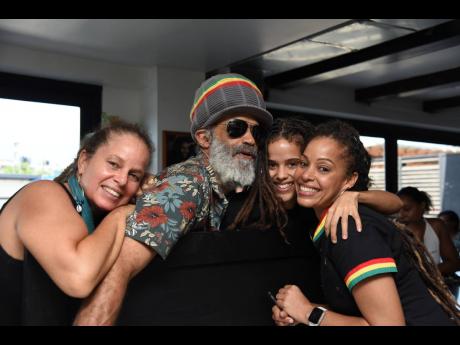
[273,120,459,326]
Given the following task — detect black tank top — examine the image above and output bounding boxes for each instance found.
[0,245,22,325]
[0,186,27,325]
[0,182,82,325]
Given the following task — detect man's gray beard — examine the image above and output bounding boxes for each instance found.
[209,137,256,190]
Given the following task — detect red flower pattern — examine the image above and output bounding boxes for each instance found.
[180,201,196,221]
[136,205,168,228]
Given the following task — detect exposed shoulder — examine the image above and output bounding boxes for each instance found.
[22,179,66,194]
[427,217,444,227]
[18,180,73,208]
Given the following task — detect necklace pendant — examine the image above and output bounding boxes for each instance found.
[76,204,82,213]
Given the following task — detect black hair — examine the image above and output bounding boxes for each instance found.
[397,186,433,213]
[438,210,459,227]
[268,117,314,152]
[54,120,154,183]
[312,120,371,191]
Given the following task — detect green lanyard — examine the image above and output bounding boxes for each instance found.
[68,174,95,234]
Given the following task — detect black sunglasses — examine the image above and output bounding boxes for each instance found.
[222,119,263,141]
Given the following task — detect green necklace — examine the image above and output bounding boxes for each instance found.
[68,174,95,234]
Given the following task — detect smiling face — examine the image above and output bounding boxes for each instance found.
[77,133,150,212]
[268,138,302,209]
[295,137,357,216]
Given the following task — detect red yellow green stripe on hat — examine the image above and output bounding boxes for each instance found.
[311,209,328,243]
[344,258,398,291]
[190,75,263,120]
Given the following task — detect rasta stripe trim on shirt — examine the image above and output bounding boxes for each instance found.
[344,258,398,291]
[312,209,328,243]
[190,77,262,120]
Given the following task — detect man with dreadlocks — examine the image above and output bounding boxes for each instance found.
[273,120,459,326]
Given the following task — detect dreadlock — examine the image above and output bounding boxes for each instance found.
[314,119,460,324]
[227,116,314,238]
[393,219,460,324]
[54,120,154,183]
[226,134,289,235]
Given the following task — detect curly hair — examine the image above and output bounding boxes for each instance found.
[313,120,371,191]
[227,116,314,235]
[397,186,433,213]
[54,120,154,183]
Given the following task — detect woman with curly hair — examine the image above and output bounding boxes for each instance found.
[273,120,459,326]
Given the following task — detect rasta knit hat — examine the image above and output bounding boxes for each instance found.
[189,73,273,140]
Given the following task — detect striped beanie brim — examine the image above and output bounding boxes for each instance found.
[190,73,273,140]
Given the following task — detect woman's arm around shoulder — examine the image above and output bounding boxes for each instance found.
[16,180,130,298]
[325,190,402,243]
[358,190,403,215]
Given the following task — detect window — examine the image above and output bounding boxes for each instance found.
[397,140,460,217]
[361,136,385,190]
[0,99,80,207]
[0,72,101,208]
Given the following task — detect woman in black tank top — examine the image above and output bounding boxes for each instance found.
[0,121,152,325]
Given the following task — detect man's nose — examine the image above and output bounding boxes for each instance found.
[241,127,256,146]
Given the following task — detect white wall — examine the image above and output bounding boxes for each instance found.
[268,83,460,134]
[0,43,205,173]
[0,43,148,123]
[156,67,204,170]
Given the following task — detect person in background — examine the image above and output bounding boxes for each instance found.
[397,187,460,276]
[0,121,153,325]
[169,136,195,165]
[273,120,459,326]
[438,210,460,253]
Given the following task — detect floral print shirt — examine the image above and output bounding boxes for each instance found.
[125,153,228,259]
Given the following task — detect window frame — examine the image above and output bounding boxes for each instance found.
[270,108,460,193]
[0,71,102,139]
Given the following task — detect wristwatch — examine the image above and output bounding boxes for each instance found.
[307,306,327,326]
